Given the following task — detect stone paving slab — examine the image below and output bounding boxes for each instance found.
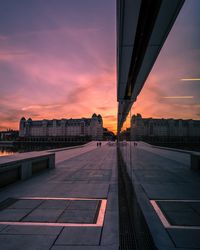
[142,183,200,200]
[68,200,99,210]
[51,246,118,250]
[69,170,111,181]
[0,199,100,225]
[38,200,70,209]
[106,191,118,211]
[57,209,96,223]
[55,227,101,246]
[157,200,200,226]
[0,225,7,232]
[157,201,193,212]
[135,170,182,183]
[166,210,200,226]
[159,248,195,250]
[0,209,30,221]
[0,234,56,250]
[46,183,109,198]
[23,209,64,222]
[109,184,118,192]
[0,225,62,235]
[55,141,106,164]
[9,199,43,209]
[0,183,60,203]
[168,229,200,249]
[0,145,118,249]
[101,211,118,246]
[191,203,200,214]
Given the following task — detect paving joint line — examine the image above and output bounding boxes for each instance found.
[49,226,65,249]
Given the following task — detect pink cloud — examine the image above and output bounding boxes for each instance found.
[0,28,117,131]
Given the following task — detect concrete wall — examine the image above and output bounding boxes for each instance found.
[0,153,55,188]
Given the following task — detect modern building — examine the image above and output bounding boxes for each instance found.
[131,113,200,142]
[19,114,103,141]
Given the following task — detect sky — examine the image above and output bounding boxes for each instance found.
[132,0,200,121]
[0,0,200,133]
[0,0,116,132]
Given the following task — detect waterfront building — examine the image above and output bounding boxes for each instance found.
[131,114,200,143]
[19,114,103,141]
[0,130,19,141]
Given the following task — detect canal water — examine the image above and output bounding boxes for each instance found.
[0,145,69,157]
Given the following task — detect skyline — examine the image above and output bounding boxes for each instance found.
[0,0,200,133]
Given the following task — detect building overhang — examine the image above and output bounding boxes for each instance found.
[117,0,185,132]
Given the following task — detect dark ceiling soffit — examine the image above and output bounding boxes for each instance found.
[124,0,162,100]
[117,0,126,100]
[117,0,185,132]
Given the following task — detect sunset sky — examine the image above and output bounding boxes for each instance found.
[0,0,200,133]
[132,0,200,122]
[0,0,116,132]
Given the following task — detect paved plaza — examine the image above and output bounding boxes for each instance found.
[0,141,200,249]
[0,142,118,250]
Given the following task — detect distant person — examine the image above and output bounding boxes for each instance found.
[100,142,102,147]
[97,142,99,147]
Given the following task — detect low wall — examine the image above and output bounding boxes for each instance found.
[0,152,55,188]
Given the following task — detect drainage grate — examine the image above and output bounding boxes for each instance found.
[151,200,200,229]
[0,197,107,227]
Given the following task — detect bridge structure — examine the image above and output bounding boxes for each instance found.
[1,1,200,250]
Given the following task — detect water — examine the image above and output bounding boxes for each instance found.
[0,145,63,157]
[0,150,14,157]
[0,142,85,157]
[0,146,16,157]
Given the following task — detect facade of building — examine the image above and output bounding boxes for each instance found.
[0,130,19,141]
[19,114,103,141]
[131,114,200,142]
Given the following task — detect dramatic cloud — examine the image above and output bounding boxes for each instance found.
[132,1,200,121]
[0,0,200,133]
[0,0,117,132]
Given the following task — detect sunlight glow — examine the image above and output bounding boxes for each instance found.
[163,96,194,99]
[181,78,200,81]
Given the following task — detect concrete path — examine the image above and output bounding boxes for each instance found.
[54,141,107,164]
[0,142,118,250]
[2,139,198,250]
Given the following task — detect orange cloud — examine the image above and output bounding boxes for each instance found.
[0,22,117,132]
